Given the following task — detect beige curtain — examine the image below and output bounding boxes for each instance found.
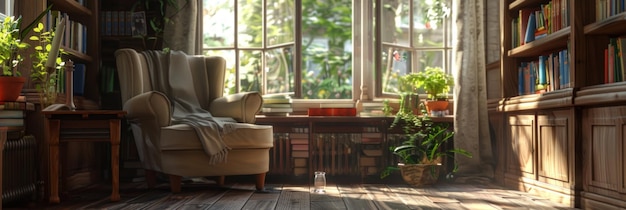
[452,0,494,179]
[163,0,201,55]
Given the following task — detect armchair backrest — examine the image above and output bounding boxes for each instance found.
[114,48,227,109]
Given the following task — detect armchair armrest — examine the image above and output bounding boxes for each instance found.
[209,92,262,123]
[124,91,172,127]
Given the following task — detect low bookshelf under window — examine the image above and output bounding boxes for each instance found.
[255,115,454,183]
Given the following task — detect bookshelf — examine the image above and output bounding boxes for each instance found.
[497,0,626,208]
[256,115,454,184]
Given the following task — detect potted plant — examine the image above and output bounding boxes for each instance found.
[0,16,29,101]
[380,105,471,186]
[0,7,52,102]
[402,66,454,116]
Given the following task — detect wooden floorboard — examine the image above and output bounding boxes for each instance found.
[2,181,579,210]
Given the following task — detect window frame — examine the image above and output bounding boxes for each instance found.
[200,0,454,107]
[0,0,14,19]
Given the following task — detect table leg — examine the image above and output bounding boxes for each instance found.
[48,119,61,204]
[110,119,121,202]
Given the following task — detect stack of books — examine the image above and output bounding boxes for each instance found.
[0,96,34,127]
[261,94,293,116]
[359,102,386,117]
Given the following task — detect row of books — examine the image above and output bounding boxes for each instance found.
[47,63,87,96]
[517,49,570,96]
[100,64,119,94]
[268,132,309,176]
[511,0,570,48]
[46,10,88,54]
[101,11,147,37]
[596,0,626,21]
[604,37,626,83]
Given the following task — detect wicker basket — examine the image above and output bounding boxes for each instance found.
[399,164,442,187]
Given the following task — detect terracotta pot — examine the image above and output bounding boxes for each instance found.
[0,76,26,102]
[399,164,442,187]
[424,100,449,114]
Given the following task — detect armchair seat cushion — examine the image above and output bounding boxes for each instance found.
[161,123,273,151]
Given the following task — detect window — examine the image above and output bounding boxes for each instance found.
[0,0,14,19]
[377,0,453,97]
[201,0,453,100]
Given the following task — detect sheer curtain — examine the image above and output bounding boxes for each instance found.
[163,0,201,55]
[452,0,494,180]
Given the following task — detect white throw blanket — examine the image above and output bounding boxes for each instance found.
[142,50,232,164]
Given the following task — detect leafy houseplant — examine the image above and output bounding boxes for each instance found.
[402,66,454,115]
[403,66,453,101]
[29,21,66,107]
[380,105,472,186]
[0,9,50,101]
[0,16,29,76]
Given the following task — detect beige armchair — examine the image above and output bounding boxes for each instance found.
[114,48,273,192]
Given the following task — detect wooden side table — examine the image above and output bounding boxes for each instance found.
[42,110,126,203]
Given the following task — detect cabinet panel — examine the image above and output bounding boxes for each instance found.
[537,110,571,186]
[507,114,535,178]
[583,106,625,196]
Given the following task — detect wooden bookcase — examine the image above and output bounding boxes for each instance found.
[17,0,100,104]
[497,0,626,208]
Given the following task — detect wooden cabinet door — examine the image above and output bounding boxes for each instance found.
[506,113,535,180]
[583,107,624,195]
[536,109,574,188]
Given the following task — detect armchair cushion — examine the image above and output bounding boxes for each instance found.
[160,123,273,151]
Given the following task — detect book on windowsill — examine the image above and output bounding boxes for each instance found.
[308,108,357,116]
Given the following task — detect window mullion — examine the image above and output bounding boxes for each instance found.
[294,0,302,98]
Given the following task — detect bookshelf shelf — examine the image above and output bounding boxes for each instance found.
[584,12,626,35]
[509,0,550,11]
[62,47,93,63]
[508,27,570,57]
[49,0,91,19]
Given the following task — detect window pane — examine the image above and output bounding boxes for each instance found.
[301,0,353,99]
[267,0,295,46]
[265,46,295,94]
[203,50,237,94]
[412,0,447,47]
[203,0,235,47]
[238,0,263,48]
[381,0,410,45]
[381,47,412,94]
[239,50,263,92]
[381,46,444,94]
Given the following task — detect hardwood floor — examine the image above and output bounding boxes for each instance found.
[4,178,578,210]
